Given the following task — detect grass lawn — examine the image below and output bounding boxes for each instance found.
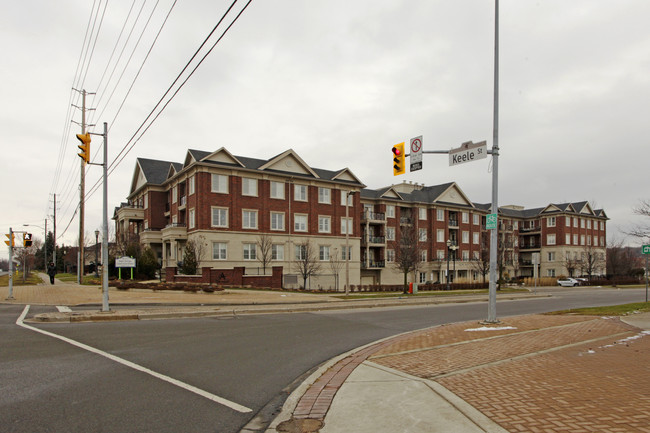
[548,302,650,316]
[0,272,44,286]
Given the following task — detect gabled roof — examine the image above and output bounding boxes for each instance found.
[129,158,177,195]
[361,182,475,208]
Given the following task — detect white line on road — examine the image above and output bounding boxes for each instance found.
[56,306,72,312]
[16,305,252,414]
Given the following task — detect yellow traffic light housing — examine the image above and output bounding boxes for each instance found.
[392,142,405,176]
[5,232,15,247]
[76,133,91,163]
[23,233,33,247]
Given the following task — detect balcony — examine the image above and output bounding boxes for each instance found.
[363,235,385,245]
[161,223,187,241]
[362,210,386,223]
[362,260,385,269]
[114,203,144,223]
[520,226,540,233]
[140,228,162,244]
[179,196,187,210]
[448,219,459,228]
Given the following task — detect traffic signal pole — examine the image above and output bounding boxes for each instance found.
[6,227,14,300]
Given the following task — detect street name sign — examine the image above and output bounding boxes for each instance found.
[643,245,650,255]
[449,140,487,167]
[486,213,498,230]
[410,135,423,172]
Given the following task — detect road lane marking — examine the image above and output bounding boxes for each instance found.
[16,305,252,413]
[56,306,72,312]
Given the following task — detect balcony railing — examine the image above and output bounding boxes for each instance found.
[362,260,386,269]
[362,210,386,221]
[364,235,385,244]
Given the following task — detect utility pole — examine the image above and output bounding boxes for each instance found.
[79,89,86,284]
[486,0,500,323]
[53,194,57,270]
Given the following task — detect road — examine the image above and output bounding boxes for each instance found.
[0,287,644,433]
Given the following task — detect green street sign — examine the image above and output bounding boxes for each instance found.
[486,213,498,230]
[643,245,650,255]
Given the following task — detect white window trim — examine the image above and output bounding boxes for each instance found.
[270,181,285,199]
[211,207,228,228]
[270,212,285,231]
[294,214,308,232]
[211,174,228,194]
[242,178,258,197]
[318,215,331,233]
[294,184,308,202]
[212,242,227,260]
[242,209,258,229]
[318,187,331,204]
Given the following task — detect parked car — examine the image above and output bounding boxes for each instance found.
[558,278,580,287]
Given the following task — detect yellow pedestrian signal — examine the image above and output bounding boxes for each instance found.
[76,133,91,163]
[392,143,405,176]
[5,233,15,247]
[23,233,33,247]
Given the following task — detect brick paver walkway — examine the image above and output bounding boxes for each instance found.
[287,314,650,432]
[369,314,650,433]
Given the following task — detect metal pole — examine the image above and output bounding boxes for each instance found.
[645,254,648,303]
[101,122,110,312]
[79,90,86,285]
[487,0,500,323]
[446,240,450,291]
[44,218,48,271]
[345,191,352,295]
[6,227,14,300]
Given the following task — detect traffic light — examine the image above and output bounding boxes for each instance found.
[392,142,405,176]
[5,232,15,247]
[76,133,91,163]
[23,233,32,247]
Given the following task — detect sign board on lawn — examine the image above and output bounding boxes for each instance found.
[115,256,136,268]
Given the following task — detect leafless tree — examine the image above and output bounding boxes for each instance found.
[627,200,650,239]
[580,243,606,279]
[329,248,344,291]
[564,251,581,278]
[294,240,321,290]
[471,233,491,283]
[257,234,273,275]
[390,224,420,294]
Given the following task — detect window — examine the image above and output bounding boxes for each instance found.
[600,221,605,230]
[144,194,148,209]
[513,221,518,230]
[573,234,578,245]
[318,216,331,233]
[437,209,445,221]
[294,214,307,232]
[574,217,578,227]
[271,212,285,231]
[212,174,228,193]
[580,235,585,245]
[188,176,195,195]
[566,234,571,245]
[172,186,177,203]
[462,250,469,261]
[188,209,195,229]
[565,216,571,227]
[587,220,591,229]
[419,228,427,241]
[386,249,395,262]
[437,229,445,242]
[211,207,228,227]
[341,217,352,235]
[580,219,586,228]
[547,234,556,245]
[294,184,307,201]
[341,191,353,206]
[318,187,331,204]
[419,272,427,283]
[271,244,284,261]
[473,214,479,225]
[462,231,469,244]
[242,178,258,196]
[295,245,307,260]
[341,246,352,260]
[212,242,227,260]
[547,269,556,277]
[386,227,395,241]
[242,210,258,229]
[420,250,427,262]
[548,252,555,262]
[547,217,556,227]
[270,181,285,199]
[594,236,598,247]
[243,243,256,260]
[473,232,479,244]
[437,250,445,260]
[419,208,427,220]
[386,205,395,218]
[319,245,330,261]
[462,212,469,224]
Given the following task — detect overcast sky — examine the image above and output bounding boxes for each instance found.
[2,0,650,261]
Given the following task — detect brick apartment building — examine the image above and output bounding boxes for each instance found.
[114,148,607,289]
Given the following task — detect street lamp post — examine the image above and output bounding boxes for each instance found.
[345,190,356,295]
[446,239,451,290]
[95,230,100,277]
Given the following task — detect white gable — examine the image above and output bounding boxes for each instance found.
[202,148,244,166]
[380,188,403,200]
[437,184,473,206]
[259,149,319,178]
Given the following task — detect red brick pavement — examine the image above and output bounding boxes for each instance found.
[290,314,650,432]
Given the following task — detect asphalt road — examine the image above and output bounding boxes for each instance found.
[1,287,645,433]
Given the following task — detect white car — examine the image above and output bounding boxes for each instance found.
[558,278,579,287]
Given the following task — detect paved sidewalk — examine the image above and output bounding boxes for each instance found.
[270,313,650,433]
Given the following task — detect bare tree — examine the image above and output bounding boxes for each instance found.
[329,248,344,291]
[390,224,420,294]
[628,200,650,239]
[564,251,581,278]
[294,240,321,290]
[257,234,273,275]
[580,243,605,280]
[471,233,491,283]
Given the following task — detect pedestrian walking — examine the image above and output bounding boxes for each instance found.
[47,262,56,285]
